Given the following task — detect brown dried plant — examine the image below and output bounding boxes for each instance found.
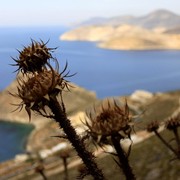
[10,40,104,180]
[147,115,180,160]
[12,39,57,73]
[10,65,69,120]
[84,99,136,180]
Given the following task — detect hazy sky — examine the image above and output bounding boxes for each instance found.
[0,0,180,26]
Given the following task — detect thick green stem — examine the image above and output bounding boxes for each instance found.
[48,96,104,180]
[111,135,136,180]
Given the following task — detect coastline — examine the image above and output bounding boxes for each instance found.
[0,81,98,161]
[0,120,34,162]
[60,25,180,51]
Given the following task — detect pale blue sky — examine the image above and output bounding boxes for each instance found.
[0,0,180,26]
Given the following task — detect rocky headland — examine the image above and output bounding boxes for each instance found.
[60,10,180,50]
[60,24,180,50]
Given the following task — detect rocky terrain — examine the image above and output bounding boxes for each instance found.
[0,76,180,179]
[60,9,180,50]
[0,76,98,153]
[0,76,97,125]
[0,9,179,180]
[60,24,180,50]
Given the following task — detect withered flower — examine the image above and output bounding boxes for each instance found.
[85,100,132,141]
[165,115,180,130]
[11,68,68,120]
[85,100,136,179]
[147,120,160,132]
[12,40,57,73]
[10,40,105,179]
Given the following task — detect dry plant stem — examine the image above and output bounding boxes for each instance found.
[48,96,104,180]
[39,172,48,180]
[111,135,136,180]
[62,157,68,180]
[154,130,180,159]
[173,128,180,149]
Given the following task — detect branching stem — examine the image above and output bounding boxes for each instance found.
[154,130,180,159]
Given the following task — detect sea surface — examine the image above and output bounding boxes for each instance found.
[1,26,180,162]
[1,26,180,98]
[0,121,34,162]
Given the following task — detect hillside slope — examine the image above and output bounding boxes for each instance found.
[60,9,180,50]
[60,24,180,50]
[0,77,97,127]
[78,9,180,29]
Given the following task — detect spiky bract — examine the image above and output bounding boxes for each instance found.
[12,40,56,73]
[85,100,132,142]
[165,115,180,130]
[12,68,68,120]
[147,120,160,132]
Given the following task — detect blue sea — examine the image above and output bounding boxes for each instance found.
[1,26,180,162]
[0,121,34,162]
[1,26,180,98]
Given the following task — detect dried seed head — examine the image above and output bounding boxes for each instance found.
[12,40,56,73]
[85,100,132,138]
[12,68,68,120]
[18,70,62,102]
[147,120,159,132]
[165,115,180,130]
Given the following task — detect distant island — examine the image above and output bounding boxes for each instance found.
[60,9,180,50]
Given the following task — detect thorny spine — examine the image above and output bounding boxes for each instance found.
[48,95,104,180]
[85,100,136,179]
[11,40,104,180]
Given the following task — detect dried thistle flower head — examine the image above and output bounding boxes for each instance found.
[12,40,56,73]
[85,100,132,140]
[147,120,160,132]
[165,115,180,130]
[11,68,69,120]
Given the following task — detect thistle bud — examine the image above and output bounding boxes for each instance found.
[12,69,67,120]
[147,120,159,132]
[12,40,56,73]
[165,115,180,130]
[85,100,132,138]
